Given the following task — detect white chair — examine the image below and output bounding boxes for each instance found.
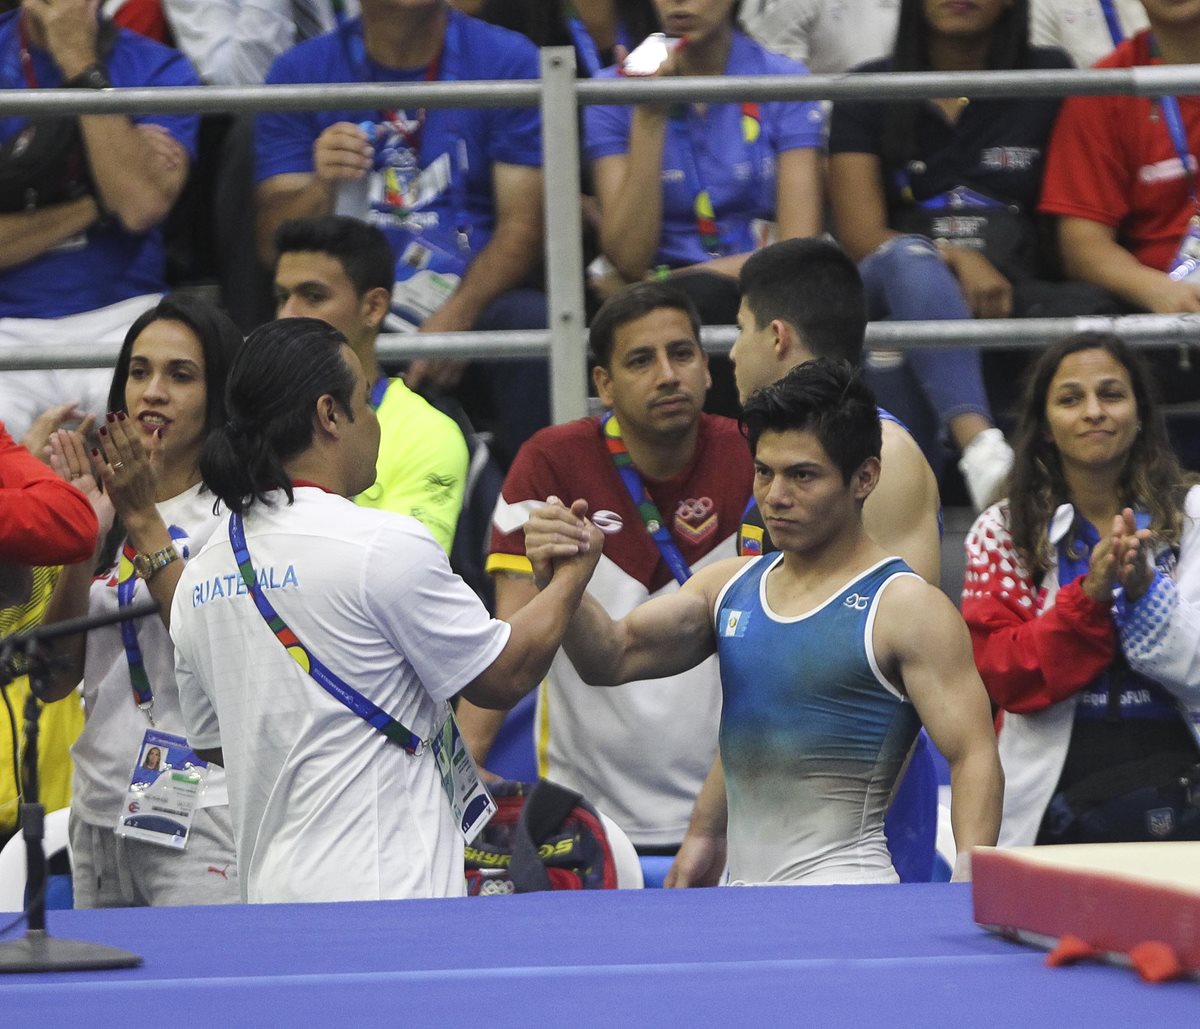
[598,811,644,890]
[0,806,72,913]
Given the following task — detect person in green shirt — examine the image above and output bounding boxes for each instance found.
[272,217,468,552]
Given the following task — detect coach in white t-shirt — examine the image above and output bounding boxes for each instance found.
[171,317,598,904]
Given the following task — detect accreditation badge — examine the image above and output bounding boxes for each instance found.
[114,729,208,850]
[430,709,495,845]
[1168,216,1200,282]
[389,263,462,331]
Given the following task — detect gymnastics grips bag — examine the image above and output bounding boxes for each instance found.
[464,779,617,895]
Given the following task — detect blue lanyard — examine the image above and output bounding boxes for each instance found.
[1097,0,1125,48]
[117,543,155,712]
[370,376,389,410]
[600,412,692,586]
[670,113,728,259]
[228,511,425,754]
[667,97,770,260]
[1148,34,1198,209]
[1159,94,1198,208]
[338,14,474,253]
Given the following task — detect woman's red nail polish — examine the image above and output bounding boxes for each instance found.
[116,411,126,421]
[91,448,99,457]
[98,426,107,436]
[106,413,115,423]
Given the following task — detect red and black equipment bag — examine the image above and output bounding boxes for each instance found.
[464,779,617,895]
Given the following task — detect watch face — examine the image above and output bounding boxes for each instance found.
[132,545,179,579]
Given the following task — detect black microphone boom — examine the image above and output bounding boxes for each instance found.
[0,601,153,973]
[11,599,160,644]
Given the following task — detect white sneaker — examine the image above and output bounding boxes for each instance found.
[958,427,1013,511]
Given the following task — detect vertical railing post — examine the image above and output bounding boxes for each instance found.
[539,46,588,424]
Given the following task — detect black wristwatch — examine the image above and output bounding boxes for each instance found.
[63,64,112,90]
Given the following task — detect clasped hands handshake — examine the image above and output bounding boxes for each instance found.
[522,496,605,590]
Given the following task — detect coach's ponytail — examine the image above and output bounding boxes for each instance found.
[200,318,356,514]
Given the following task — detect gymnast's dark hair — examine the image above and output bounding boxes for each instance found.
[739,358,881,483]
[738,238,867,366]
[201,318,357,515]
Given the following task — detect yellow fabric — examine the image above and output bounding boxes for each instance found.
[536,675,551,780]
[485,552,533,576]
[354,379,469,554]
[0,567,84,839]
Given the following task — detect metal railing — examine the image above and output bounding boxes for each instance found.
[5,55,1200,420]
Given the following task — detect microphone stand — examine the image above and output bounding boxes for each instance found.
[0,600,159,973]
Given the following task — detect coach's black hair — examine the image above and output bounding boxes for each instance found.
[201,318,357,514]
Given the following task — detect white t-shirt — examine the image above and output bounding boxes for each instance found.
[71,482,227,828]
[160,0,360,86]
[1030,0,1148,68]
[739,0,900,74]
[171,487,510,904]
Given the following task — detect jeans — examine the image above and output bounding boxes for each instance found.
[859,235,994,470]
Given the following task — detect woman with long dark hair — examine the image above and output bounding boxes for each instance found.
[962,332,1200,847]
[40,294,243,908]
[828,0,1111,509]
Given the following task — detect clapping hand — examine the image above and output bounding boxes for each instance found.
[48,427,114,558]
[92,411,161,523]
[22,402,96,464]
[1111,507,1156,602]
[1080,528,1118,604]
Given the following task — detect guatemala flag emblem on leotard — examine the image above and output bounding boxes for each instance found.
[723,610,750,638]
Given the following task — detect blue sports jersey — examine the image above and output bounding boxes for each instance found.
[583,30,823,269]
[0,14,200,319]
[715,553,923,883]
[256,11,541,288]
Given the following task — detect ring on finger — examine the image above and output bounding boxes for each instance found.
[113,461,125,470]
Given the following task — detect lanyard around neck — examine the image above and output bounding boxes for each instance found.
[1148,35,1199,209]
[117,543,155,713]
[1097,0,1125,48]
[370,376,389,410]
[342,15,443,127]
[600,411,691,586]
[669,101,764,259]
[1159,94,1198,209]
[227,512,426,754]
